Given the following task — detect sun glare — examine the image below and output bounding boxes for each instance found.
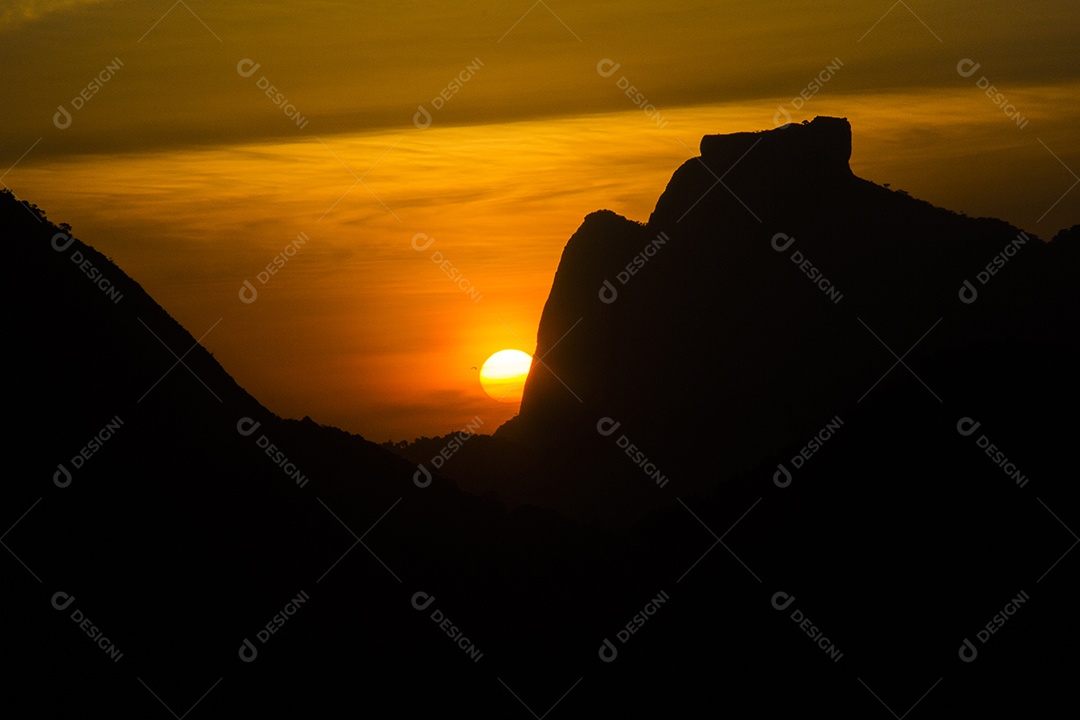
[479,349,533,403]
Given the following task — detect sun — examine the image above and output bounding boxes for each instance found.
[479,349,533,403]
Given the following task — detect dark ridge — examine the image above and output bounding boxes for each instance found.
[5,108,1079,718]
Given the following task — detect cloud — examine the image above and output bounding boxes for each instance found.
[4,0,1078,163]
[0,0,111,30]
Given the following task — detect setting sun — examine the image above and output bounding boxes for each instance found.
[479,349,533,403]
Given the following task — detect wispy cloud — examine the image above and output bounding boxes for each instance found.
[0,0,111,30]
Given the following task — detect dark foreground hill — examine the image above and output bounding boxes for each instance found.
[4,115,1079,718]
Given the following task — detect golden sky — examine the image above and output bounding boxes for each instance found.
[3,1,1078,440]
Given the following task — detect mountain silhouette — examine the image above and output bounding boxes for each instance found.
[479,117,1080,512]
[5,113,1079,718]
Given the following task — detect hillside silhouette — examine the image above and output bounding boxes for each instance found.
[5,116,1080,718]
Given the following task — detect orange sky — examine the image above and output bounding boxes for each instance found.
[3,1,1078,440]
